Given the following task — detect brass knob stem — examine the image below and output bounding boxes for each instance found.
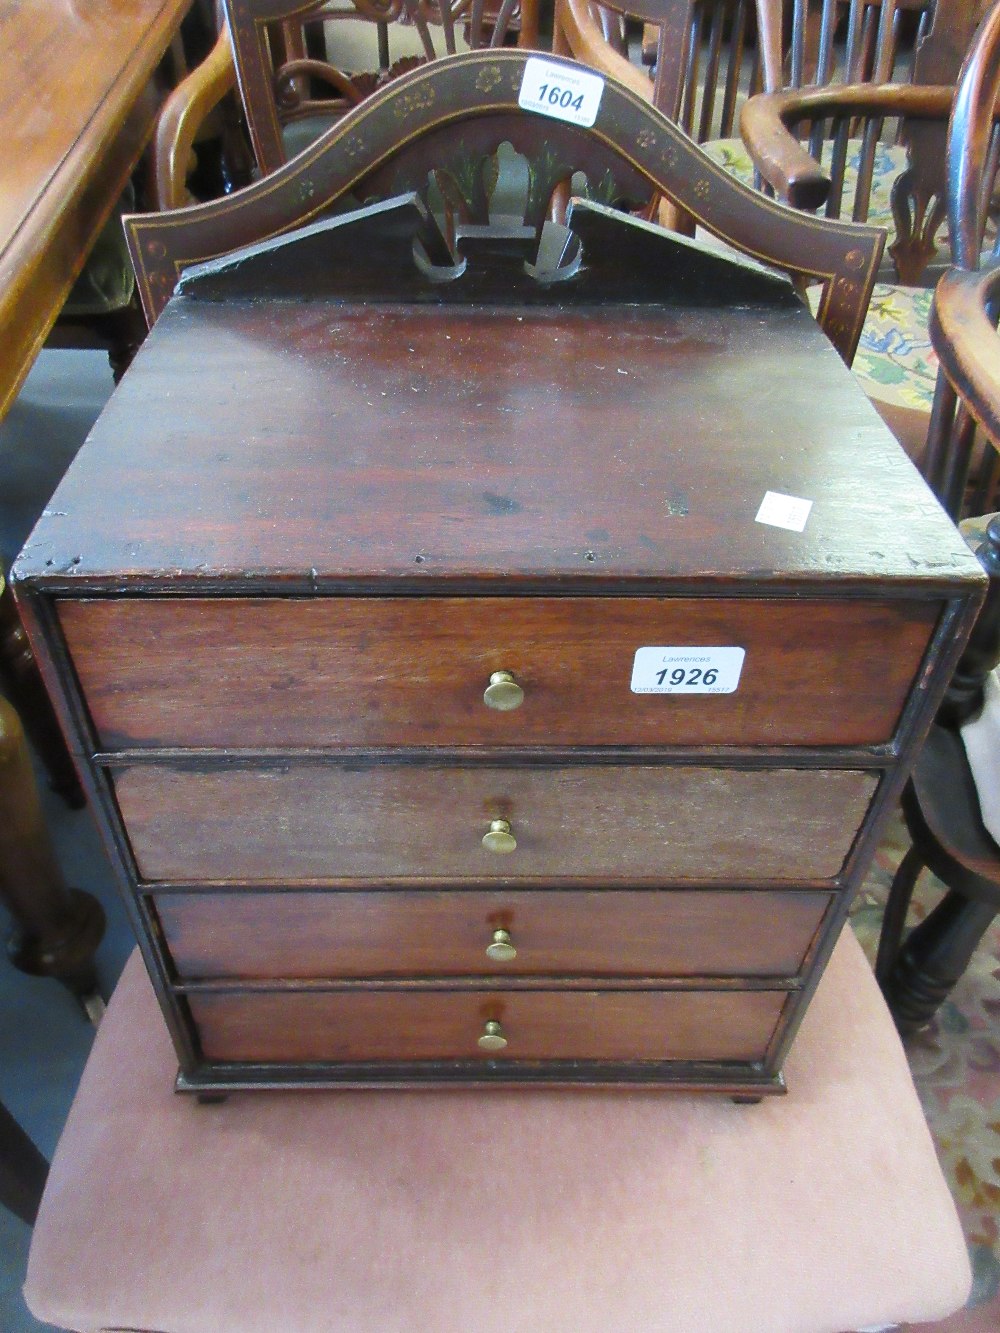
[486,928,517,962]
[483,670,524,711]
[482,818,517,854]
[478,1020,508,1052]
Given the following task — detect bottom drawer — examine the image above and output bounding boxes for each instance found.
[187,987,789,1065]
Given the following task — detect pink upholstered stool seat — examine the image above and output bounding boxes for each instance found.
[25,929,971,1333]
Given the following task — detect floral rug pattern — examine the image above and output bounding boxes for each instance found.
[850,814,1000,1314]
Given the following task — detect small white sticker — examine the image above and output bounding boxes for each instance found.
[518,57,604,128]
[755,491,813,532]
[631,647,745,695]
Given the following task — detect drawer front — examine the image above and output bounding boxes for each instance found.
[116,765,876,883]
[188,987,789,1064]
[59,596,936,749]
[155,888,831,980]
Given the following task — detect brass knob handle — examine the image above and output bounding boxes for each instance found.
[483,670,524,711]
[478,1020,508,1052]
[482,818,516,854]
[486,928,517,962]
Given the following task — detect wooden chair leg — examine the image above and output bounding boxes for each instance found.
[880,889,998,1034]
[874,842,924,986]
[0,1100,48,1225]
[0,696,105,1011]
[0,581,83,808]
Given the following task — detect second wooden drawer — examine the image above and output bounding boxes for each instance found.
[115,764,878,883]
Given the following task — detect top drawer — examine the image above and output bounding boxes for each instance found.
[57,595,937,751]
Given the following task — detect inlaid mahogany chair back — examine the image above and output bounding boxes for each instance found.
[874,0,1000,1031]
[126,49,883,365]
[225,0,539,174]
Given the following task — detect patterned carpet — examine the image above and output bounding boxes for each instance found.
[850,814,1000,1329]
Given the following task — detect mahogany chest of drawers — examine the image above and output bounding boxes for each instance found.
[13,202,984,1096]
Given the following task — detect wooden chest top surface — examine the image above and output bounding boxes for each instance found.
[13,292,979,593]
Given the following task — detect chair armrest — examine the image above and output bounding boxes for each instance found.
[152,28,237,211]
[932,265,1000,447]
[554,0,654,103]
[740,82,954,212]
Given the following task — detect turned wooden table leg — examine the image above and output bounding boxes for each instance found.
[880,889,998,1034]
[0,696,105,1011]
[0,580,83,809]
[0,1099,48,1225]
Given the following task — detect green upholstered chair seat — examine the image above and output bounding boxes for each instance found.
[849,283,937,414]
[806,280,936,413]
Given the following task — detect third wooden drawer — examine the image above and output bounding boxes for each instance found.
[155,887,832,980]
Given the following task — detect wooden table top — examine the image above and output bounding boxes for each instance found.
[0,0,190,421]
